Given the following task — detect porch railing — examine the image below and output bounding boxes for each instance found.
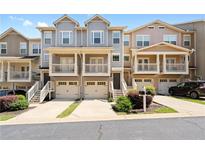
[10,71,30,80]
[52,64,75,73]
[122,80,128,96]
[85,64,108,73]
[136,63,158,72]
[27,81,40,102]
[40,81,54,103]
[166,63,186,72]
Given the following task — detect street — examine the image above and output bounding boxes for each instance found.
[1,117,205,139]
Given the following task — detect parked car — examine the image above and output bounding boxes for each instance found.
[7,90,26,96]
[168,81,205,99]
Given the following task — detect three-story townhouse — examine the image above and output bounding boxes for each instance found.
[124,20,196,95]
[0,28,41,92]
[37,15,126,101]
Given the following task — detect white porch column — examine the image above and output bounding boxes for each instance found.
[0,61,3,81]
[49,53,52,75]
[157,54,160,73]
[108,52,111,75]
[7,61,10,81]
[163,54,166,73]
[185,54,189,74]
[74,53,77,75]
[134,54,137,72]
[82,53,85,75]
[29,61,32,81]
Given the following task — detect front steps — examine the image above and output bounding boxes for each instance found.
[113,89,124,99]
[29,90,41,103]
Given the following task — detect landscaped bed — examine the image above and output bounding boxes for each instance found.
[173,96,205,105]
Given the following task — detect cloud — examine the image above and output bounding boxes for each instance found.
[37,22,48,27]
[9,15,33,27]
[9,16,24,22]
[23,20,33,26]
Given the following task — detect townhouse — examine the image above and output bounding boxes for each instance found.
[0,15,198,101]
[0,28,41,91]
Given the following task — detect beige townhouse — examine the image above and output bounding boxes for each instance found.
[174,20,205,80]
[0,28,41,92]
[37,14,126,101]
[123,20,196,95]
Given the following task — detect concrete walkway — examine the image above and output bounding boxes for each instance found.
[154,95,205,116]
[68,99,118,120]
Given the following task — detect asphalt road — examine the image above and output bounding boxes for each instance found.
[1,117,205,139]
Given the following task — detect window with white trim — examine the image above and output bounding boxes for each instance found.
[20,42,27,55]
[124,55,130,61]
[124,35,129,46]
[183,35,191,47]
[0,42,7,55]
[136,35,150,47]
[112,31,120,44]
[44,52,49,62]
[112,53,120,62]
[166,58,176,64]
[32,43,41,54]
[92,31,104,44]
[44,31,52,45]
[163,35,177,45]
[61,31,72,44]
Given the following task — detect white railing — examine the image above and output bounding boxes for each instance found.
[27,81,40,102]
[52,64,75,73]
[166,63,186,72]
[109,81,114,98]
[136,63,158,72]
[40,81,53,103]
[10,71,30,80]
[122,80,128,96]
[85,64,108,73]
[132,79,138,90]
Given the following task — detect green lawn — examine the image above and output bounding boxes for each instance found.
[173,96,205,105]
[154,106,177,113]
[57,101,80,118]
[0,114,15,121]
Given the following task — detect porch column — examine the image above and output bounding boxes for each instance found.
[49,53,52,75]
[157,54,160,73]
[74,53,77,75]
[163,54,166,73]
[29,61,32,81]
[185,54,189,74]
[135,54,137,72]
[108,52,111,75]
[82,53,85,76]
[7,61,10,81]
[0,61,3,81]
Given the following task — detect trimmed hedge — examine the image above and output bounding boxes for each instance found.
[113,96,132,112]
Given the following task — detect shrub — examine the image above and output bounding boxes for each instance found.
[113,96,132,112]
[108,97,114,102]
[146,85,156,96]
[0,95,18,112]
[9,99,29,111]
[16,95,26,101]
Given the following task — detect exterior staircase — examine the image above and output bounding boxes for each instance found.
[29,90,40,103]
[113,89,124,99]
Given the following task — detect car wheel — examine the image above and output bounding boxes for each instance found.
[190,91,199,99]
[169,90,174,96]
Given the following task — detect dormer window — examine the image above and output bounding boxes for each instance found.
[112,31,120,44]
[148,26,155,29]
[61,31,72,45]
[183,35,191,47]
[20,42,27,55]
[158,26,165,29]
[0,42,7,55]
[92,31,104,44]
[44,31,52,45]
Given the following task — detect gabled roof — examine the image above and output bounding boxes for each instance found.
[84,14,110,26]
[127,20,186,33]
[134,42,192,53]
[0,27,28,40]
[53,14,79,26]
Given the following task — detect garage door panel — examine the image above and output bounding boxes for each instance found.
[158,79,178,95]
[135,79,154,91]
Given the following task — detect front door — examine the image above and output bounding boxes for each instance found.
[113,73,120,89]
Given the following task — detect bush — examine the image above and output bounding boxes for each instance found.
[127,91,153,109]
[9,99,29,111]
[108,97,114,102]
[146,85,156,96]
[113,96,132,112]
[16,95,26,101]
[0,95,18,112]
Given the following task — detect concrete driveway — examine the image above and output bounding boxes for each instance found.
[4,99,73,124]
[68,99,117,121]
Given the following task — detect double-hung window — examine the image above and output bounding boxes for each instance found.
[20,42,27,55]
[112,53,120,62]
[112,31,120,44]
[32,44,41,55]
[136,35,150,47]
[92,31,104,44]
[44,31,52,45]
[0,42,7,55]
[124,35,129,46]
[164,35,177,45]
[183,35,191,47]
[61,31,72,44]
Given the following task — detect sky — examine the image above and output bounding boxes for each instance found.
[0,14,205,38]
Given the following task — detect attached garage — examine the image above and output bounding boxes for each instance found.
[84,81,108,99]
[56,81,79,99]
[134,78,154,91]
[158,79,178,95]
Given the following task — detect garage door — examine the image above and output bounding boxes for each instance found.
[84,81,108,99]
[158,79,178,95]
[56,81,79,99]
[135,79,154,91]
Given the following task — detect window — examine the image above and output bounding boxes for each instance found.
[166,58,176,64]
[97,82,106,85]
[92,31,104,44]
[135,79,142,82]
[61,31,72,44]
[144,79,152,82]
[44,31,52,44]
[32,44,41,54]
[86,82,95,85]
[112,53,120,62]
[0,42,7,55]
[69,82,78,85]
[136,35,150,47]
[58,82,67,85]
[20,42,27,55]
[44,53,49,62]
[112,31,120,44]
[148,26,155,29]
[183,35,191,47]
[163,35,177,45]
[124,35,129,46]
[158,26,165,29]
[124,55,130,61]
